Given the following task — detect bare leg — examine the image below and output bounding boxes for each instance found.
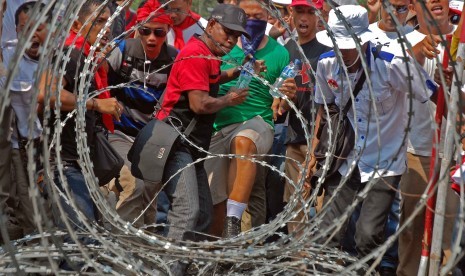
[228,136,257,203]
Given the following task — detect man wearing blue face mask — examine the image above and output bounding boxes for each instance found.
[205,0,297,238]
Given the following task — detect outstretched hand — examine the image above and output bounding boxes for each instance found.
[367,0,381,15]
[94,97,124,122]
[415,34,442,59]
[226,87,249,106]
[243,54,267,75]
[279,77,297,100]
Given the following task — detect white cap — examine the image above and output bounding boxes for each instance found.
[272,0,292,5]
[316,5,375,49]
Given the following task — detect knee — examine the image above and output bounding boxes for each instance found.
[117,165,137,193]
[131,181,145,197]
[232,136,257,154]
[355,223,383,255]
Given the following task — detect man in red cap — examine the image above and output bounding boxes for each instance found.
[279,0,330,236]
[106,2,177,229]
[164,0,208,50]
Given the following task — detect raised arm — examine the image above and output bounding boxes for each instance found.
[220,57,267,84]
[220,67,241,84]
[366,0,381,24]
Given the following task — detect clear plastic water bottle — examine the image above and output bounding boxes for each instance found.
[270,59,301,98]
[235,59,255,89]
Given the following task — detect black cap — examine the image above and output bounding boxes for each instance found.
[210,4,251,39]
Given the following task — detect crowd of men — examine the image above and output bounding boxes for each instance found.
[0,0,465,275]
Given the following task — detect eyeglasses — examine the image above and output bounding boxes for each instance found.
[138,27,167,37]
[392,5,409,14]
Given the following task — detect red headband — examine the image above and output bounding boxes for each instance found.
[137,0,173,26]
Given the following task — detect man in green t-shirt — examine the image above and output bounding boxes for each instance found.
[205,0,297,239]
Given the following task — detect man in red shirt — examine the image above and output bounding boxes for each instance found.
[154,4,250,275]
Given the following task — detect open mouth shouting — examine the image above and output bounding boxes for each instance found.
[430,4,445,16]
[101,34,109,46]
[298,23,309,32]
[146,42,158,52]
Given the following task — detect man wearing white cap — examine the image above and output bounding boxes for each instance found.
[308,4,437,264]
[280,0,330,235]
[339,1,414,273]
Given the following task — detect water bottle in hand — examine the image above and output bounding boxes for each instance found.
[236,59,255,89]
[270,59,301,98]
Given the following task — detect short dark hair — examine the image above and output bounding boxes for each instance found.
[15,1,47,27]
[77,0,107,22]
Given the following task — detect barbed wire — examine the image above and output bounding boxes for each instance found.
[0,0,464,275]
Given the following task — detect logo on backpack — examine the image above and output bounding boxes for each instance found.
[157,147,166,159]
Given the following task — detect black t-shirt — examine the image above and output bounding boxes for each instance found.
[55,48,98,161]
[284,38,331,145]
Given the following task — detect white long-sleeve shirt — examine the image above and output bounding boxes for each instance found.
[315,42,436,183]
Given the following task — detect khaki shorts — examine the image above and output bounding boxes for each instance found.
[205,116,274,205]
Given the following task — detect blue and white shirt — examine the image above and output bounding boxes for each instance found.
[315,42,437,183]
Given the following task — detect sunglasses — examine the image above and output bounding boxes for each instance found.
[138,27,167,37]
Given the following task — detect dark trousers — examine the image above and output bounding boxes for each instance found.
[162,148,213,241]
[341,191,400,268]
[320,170,399,258]
[0,106,12,212]
[162,148,213,276]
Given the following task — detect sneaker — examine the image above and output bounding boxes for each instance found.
[222,216,241,239]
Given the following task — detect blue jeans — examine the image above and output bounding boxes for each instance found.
[53,163,96,229]
[342,191,400,269]
[162,148,212,241]
[156,191,170,224]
